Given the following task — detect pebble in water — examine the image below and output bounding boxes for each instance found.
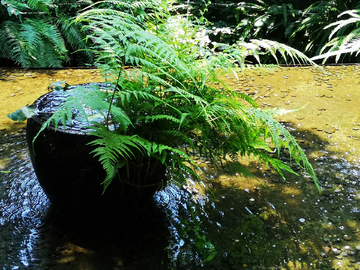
[320,252,329,258]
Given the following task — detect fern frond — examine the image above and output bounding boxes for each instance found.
[247,107,319,189]
[27,0,51,15]
[58,17,94,63]
[0,21,29,66]
[88,124,146,190]
[250,39,318,66]
[313,9,360,63]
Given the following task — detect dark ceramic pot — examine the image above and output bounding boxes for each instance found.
[26,84,167,219]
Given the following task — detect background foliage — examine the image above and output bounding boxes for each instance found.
[0,0,95,67]
[0,0,164,67]
[1,0,359,67]
[188,0,360,63]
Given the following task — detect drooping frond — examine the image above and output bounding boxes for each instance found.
[88,124,146,190]
[249,39,318,66]
[246,107,319,190]
[313,9,360,63]
[27,0,52,15]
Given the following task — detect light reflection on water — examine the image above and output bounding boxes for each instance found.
[1,128,360,269]
[0,132,50,269]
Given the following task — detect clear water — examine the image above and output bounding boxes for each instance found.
[1,66,360,269]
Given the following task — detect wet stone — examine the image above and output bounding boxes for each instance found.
[332,236,341,242]
[320,252,329,258]
[322,189,331,197]
[340,251,348,257]
[324,127,336,134]
[350,257,358,263]
[271,178,280,183]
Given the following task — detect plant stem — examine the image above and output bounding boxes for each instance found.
[105,44,128,130]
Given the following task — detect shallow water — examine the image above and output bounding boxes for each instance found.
[1,66,360,269]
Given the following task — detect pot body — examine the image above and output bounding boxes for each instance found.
[26,90,167,220]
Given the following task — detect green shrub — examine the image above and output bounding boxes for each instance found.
[0,0,93,67]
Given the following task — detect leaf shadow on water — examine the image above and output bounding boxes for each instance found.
[193,121,360,270]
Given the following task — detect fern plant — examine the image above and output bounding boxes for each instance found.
[236,0,301,42]
[291,0,360,58]
[0,0,95,67]
[311,9,360,63]
[34,2,319,195]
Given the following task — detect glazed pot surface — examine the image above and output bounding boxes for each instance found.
[26,84,167,220]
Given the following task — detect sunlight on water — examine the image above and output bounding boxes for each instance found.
[0,131,50,269]
[1,66,360,269]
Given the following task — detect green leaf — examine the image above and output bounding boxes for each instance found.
[7,105,38,122]
[48,80,69,91]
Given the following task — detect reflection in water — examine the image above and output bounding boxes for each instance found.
[0,130,209,269]
[1,128,360,269]
[2,130,360,269]
[0,131,50,269]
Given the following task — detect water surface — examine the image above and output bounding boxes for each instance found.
[1,66,360,269]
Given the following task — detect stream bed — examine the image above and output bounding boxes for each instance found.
[1,66,360,269]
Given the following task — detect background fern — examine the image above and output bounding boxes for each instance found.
[291,0,360,59]
[0,0,93,67]
[311,9,360,63]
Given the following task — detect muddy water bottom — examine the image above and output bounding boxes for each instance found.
[1,66,360,269]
